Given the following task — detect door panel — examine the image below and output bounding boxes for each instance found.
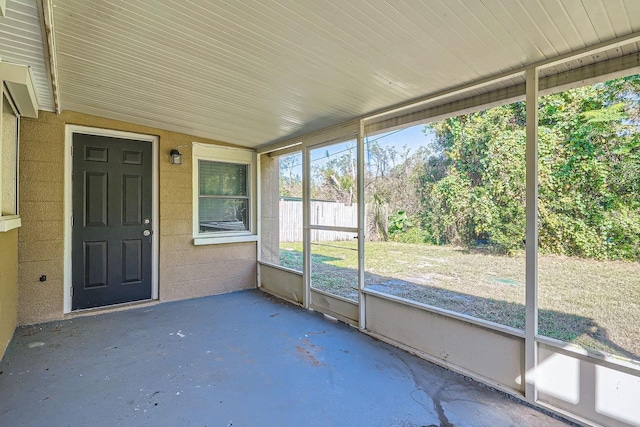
[84,241,107,288]
[122,174,142,225]
[85,146,108,162]
[72,133,153,310]
[122,240,142,283]
[85,172,108,226]
[304,139,360,323]
[310,289,358,326]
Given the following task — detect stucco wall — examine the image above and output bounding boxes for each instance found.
[0,229,18,360]
[18,110,256,325]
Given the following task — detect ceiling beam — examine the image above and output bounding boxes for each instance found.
[38,0,61,114]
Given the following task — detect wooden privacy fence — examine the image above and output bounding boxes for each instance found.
[280,199,357,242]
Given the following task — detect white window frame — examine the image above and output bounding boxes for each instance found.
[0,86,21,232]
[192,143,257,245]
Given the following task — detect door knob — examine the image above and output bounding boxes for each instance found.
[143,230,151,237]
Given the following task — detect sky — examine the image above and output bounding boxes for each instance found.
[283,122,435,178]
[368,123,434,152]
[309,123,432,163]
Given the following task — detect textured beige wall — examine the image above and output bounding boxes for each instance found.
[157,130,256,302]
[0,229,18,360]
[18,110,256,325]
[259,154,280,264]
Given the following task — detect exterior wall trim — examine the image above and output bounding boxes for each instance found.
[63,125,159,314]
[0,214,21,232]
[191,142,258,245]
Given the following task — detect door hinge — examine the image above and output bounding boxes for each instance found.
[71,145,73,156]
[70,286,74,296]
[71,216,74,226]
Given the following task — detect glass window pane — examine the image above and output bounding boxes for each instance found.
[199,160,247,196]
[199,198,248,232]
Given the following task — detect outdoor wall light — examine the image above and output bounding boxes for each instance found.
[170,149,182,165]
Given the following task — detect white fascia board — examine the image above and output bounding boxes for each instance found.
[0,215,21,232]
[0,62,39,118]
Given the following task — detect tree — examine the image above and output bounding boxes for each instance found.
[418,75,640,260]
[311,144,357,204]
[279,154,302,198]
[537,77,640,260]
[421,102,526,253]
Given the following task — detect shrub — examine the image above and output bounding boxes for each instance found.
[391,227,428,244]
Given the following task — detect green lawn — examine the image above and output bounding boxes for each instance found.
[280,241,640,362]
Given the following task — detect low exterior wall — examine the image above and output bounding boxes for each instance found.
[0,229,18,360]
[18,110,256,325]
[537,342,640,427]
[364,291,525,394]
[310,289,358,326]
[363,290,640,426]
[259,263,303,305]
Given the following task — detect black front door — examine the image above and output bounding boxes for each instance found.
[72,133,153,310]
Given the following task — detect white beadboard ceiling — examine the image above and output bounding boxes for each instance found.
[2,1,640,147]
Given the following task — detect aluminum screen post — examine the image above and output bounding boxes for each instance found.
[525,66,539,403]
[302,147,311,309]
[357,119,366,330]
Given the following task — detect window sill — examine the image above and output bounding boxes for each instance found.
[193,234,258,246]
[0,215,21,232]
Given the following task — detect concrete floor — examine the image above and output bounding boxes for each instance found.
[0,290,572,427]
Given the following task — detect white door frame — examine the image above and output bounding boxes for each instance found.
[63,125,159,313]
[303,138,361,321]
